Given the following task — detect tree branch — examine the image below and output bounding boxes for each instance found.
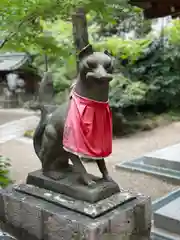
[0,14,37,50]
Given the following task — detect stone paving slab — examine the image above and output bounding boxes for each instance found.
[155,197,180,235]
[0,116,39,144]
[145,143,180,162]
[152,188,180,239]
[116,143,180,183]
[151,232,177,240]
[0,109,35,125]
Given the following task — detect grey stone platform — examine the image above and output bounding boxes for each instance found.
[152,188,180,240]
[27,169,120,203]
[0,184,152,240]
[116,143,180,183]
[15,184,136,218]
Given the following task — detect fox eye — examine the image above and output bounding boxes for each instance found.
[105,62,112,69]
[105,62,113,73]
[87,59,97,69]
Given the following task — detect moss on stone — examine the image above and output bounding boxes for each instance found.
[24,130,35,138]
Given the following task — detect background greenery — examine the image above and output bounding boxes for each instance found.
[0,156,12,188]
[1,1,180,136]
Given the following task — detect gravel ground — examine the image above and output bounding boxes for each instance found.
[0,109,35,125]
[1,109,180,201]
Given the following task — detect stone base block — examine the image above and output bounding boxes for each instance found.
[15,184,136,218]
[0,184,152,240]
[27,169,120,203]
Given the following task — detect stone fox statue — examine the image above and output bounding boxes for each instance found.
[33,44,114,186]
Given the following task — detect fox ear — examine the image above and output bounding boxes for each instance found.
[104,50,112,56]
[79,44,94,60]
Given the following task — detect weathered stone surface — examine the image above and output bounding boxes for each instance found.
[20,200,43,239]
[154,196,180,235]
[0,185,151,240]
[0,221,36,240]
[3,195,21,228]
[0,230,17,240]
[0,193,5,221]
[133,195,152,234]
[27,170,120,203]
[15,184,136,218]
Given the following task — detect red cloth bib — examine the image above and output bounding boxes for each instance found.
[63,92,112,159]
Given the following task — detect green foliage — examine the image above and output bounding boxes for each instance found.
[24,130,34,138]
[0,156,12,188]
[28,18,76,94]
[92,4,152,38]
[128,37,180,109]
[94,37,151,62]
[109,74,148,109]
[0,0,128,53]
[165,19,180,44]
[31,20,76,95]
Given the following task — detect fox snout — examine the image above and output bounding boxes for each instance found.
[86,65,113,82]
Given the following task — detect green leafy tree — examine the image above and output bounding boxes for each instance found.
[0,156,12,188]
[0,0,132,97]
[0,0,129,53]
[91,4,151,39]
[108,19,180,115]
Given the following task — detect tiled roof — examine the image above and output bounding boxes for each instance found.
[0,53,30,71]
[129,1,180,19]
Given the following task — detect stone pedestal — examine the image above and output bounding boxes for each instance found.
[27,169,120,203]
[0,184,151,240]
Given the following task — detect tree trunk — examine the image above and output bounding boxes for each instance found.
[72,8,89,70]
